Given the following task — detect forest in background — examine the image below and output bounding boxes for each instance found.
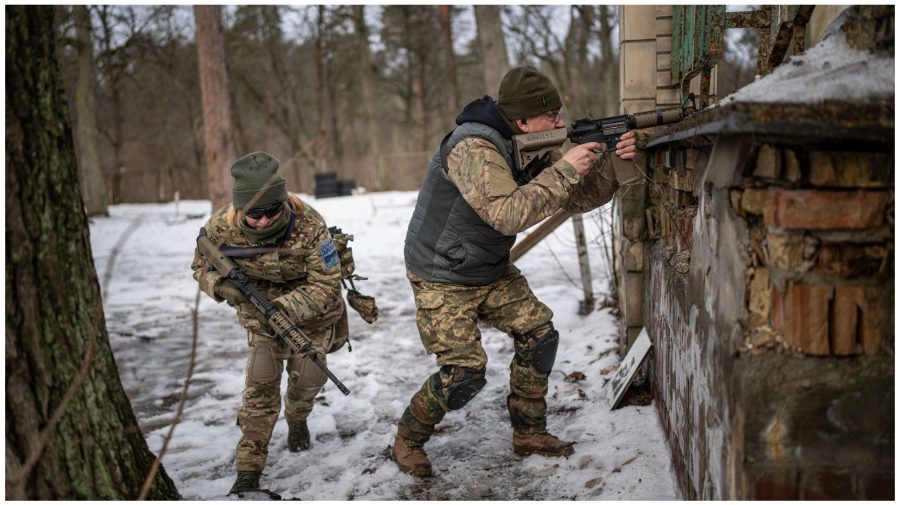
[54,5,755,213]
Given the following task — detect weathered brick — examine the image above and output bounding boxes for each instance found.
[800,468,855,500]
[670,168,694,192]
[832,286,862,356]
[784,149,801,182]
[754,145,781,179]
[741,188,768,215]
[809,151,893,188]
[770,282,833,354]
[766,233,806,271]
[800,284,833,355]
[749,268,770,327]
[685,148,701,169]
[764,189,891,230]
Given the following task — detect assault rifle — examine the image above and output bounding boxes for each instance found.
[197,228,351,395]
[513,94,696,183]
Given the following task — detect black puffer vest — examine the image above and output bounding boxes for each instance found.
[405,97,531,286]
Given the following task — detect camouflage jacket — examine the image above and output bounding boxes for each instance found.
[446,138,619,235]
[191,197,344,335]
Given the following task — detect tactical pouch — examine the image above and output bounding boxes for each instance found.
[327,300,351,354]
[329,226,379,325]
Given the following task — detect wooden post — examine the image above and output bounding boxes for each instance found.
[572,214,595,314]
[510,210,570,263]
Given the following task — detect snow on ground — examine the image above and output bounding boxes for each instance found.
[89,191,679,500]
[720,25,894,105]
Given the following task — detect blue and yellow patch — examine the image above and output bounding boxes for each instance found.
[320,238,339,270]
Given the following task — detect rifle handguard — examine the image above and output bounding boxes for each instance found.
[196,228,350,395]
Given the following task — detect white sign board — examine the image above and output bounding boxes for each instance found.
[606,328,652,410]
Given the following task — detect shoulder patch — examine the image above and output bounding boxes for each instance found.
[320,238,340,270]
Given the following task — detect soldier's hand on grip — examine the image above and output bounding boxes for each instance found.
[615,131,638,160]
[215,278,249,306]
[562,142,602,176]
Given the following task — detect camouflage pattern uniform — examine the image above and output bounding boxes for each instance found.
[397,140,618,449]
[192,196,343,472]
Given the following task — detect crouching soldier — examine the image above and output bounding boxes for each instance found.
[394,65,637,476]
[191,152,345,495]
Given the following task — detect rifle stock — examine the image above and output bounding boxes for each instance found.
[197,229,351,395]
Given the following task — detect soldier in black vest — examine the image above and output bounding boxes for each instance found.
[394,65,637,476]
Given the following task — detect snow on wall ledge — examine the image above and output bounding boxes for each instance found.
[720,27,894,105]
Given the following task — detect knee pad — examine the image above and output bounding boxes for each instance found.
[516,324,559,375]
[532,327,559,374]
[293,356,327,395]
[433,366,486,410]
[248,344,281,384]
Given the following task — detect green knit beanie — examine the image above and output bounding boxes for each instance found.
[496,65,563,120]
[231,151,288,210]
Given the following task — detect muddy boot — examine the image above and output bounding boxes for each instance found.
[287,420,310,452]
[513,431,575,457]
[393,435,432,477]
[229,471,262,495]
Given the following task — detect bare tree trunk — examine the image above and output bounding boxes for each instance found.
[474,5,510,95]
[96,7,126,205]
[72,5,108,216]
[352,5,386,191]
[194,5,236,211]
[403,9,429,151]
[314,5,328,162]
[598,5,619,116]
[5,6,179,499]
[439,5,459,118]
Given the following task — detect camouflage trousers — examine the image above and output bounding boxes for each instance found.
[397,265,555,449]
[235,326,332,472]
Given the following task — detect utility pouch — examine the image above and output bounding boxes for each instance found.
[327,300,351,353]
[329,226,379,326]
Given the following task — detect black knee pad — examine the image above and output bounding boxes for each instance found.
[516,324,559,374]
[532,327,559,374]
[433,366,486,410]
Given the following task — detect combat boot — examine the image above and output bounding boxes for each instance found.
[229,470,262,494]
[393,435,432,477]
[287,420,310,452]
[513,431,575,457]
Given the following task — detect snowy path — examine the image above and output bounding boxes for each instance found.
[89,191,679,500]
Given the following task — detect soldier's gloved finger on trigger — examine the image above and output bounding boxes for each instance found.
[215,279,248,306]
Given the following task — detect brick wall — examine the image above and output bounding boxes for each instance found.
[642,121,894,500]
[615,7,893,499]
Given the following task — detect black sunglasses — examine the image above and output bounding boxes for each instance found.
[245,202,284,219]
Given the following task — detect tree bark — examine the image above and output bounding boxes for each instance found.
[5,6,179,499]
[72,6,108,216]
[352,5,386,191]
[194,5,236,211]
[439,5,459,117]
[474,5,510,95]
